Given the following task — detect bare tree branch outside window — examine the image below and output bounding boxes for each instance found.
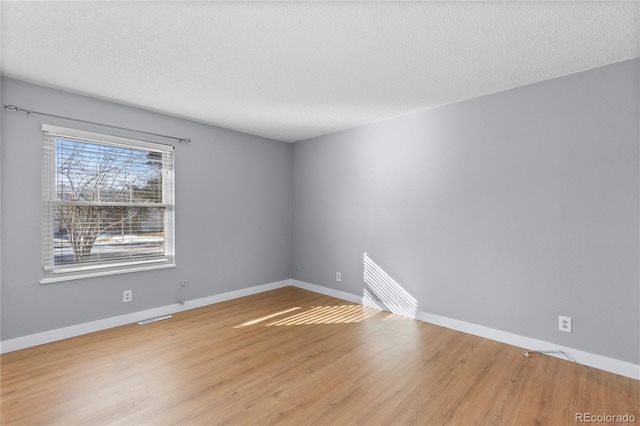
[54,139,165,265]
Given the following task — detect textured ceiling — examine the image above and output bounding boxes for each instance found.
[1,1,639,142]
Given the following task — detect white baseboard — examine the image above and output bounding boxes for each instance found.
[3,278,638,381]
[291,280,640,380]
[292,279,362,304]
[415,311,640,380]
[0,279,291,354]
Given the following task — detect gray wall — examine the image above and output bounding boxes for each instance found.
[1,77,293,340]
[2,59,639,366]
[292,58,640,364]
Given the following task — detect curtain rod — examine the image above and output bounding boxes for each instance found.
[3,104,191,144]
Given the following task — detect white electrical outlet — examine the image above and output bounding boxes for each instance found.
[123,290,132,303]
[336,272,342,282]
[559,316,572,333]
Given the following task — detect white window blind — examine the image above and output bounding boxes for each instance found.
[42,125,175,282]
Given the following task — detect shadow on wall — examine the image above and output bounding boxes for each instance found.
[362,252,418,319]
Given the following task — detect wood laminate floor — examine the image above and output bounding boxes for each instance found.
[1,286,638,425]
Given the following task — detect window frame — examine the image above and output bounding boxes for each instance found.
[41,124,175,283]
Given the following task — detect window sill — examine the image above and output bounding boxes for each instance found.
[40,262,175,284]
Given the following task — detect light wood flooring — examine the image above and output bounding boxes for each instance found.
[1,286,638,425]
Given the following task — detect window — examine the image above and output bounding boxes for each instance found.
[42,125,175,282]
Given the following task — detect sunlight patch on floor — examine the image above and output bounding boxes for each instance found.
[234,307,302,328]
[266,305,379,326]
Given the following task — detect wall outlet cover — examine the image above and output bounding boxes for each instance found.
[559,316,572,333]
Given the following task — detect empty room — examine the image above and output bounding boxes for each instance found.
[1,1,639,425]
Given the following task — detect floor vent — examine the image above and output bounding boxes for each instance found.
[138,314,173,325]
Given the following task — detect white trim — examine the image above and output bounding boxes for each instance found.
[42,124,173,152]
[291,279,362,304]
[290,280,640,380]
[3,279,638,381]
[41,125,176,283]
[45,257,172,273]
[40,263,176,284]
[0,279,290,353]
[414,311,640,380]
